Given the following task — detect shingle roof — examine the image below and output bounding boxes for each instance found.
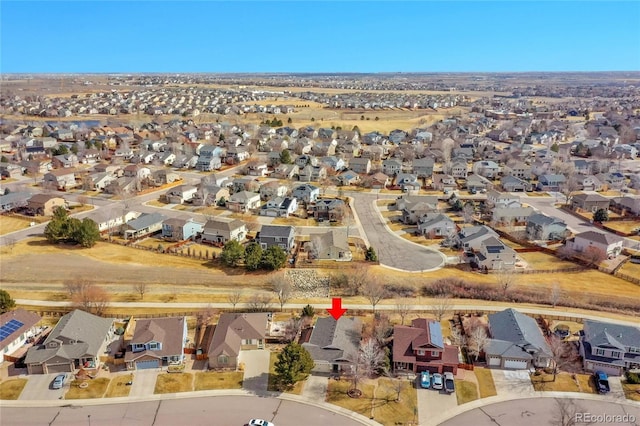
[208,313,268,359]
[0,309,41,352]
[574,231,623,246]
[125,213,167,231]
[582,320,640,349]
[487,308,551,358]
[125,317,185,361]
[303,316,362,363]
[258,224,295,238]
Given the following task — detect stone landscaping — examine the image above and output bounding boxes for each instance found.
[285,269,330,298]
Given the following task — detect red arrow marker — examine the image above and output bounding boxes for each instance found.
[327,297,347,320]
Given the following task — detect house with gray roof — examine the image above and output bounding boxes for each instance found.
[161,218,203,242]
[301,316,362,373]
[411,157,435,178]
[25,309,114,374]
[526,214,568,241]
[227,190,260,213]
[417,213,456,237]
[292,184,320,203]
[0,191,31,213]
[500,175,532,192]
[123,212,167,240]
[458,225,499,251]
[536,174,566,191]
[492,206,534,226]
[571,193,610,212]
[124,316,188,370]
[474,237,517,270]
[579,320,640,376]
[259,197,298,218]
[566,231,624,259]
[349,157,371,174]
[257,225,295,252]
[485,308,552,370]
[200,219,247,244]
[466,174,492,192]
[309,230,352,261]
[207,313,269,370]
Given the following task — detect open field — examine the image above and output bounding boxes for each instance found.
[618,260,640,276]
[65,378,110,399]
[0,379,27,400]
[0,215,34,235]
[154,373,194,394]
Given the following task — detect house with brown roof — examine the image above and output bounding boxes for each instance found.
[571,192,610,212]
[392,318,459,375]
[42,168,77,190]
[207,313,269,370]
[0,309,42,364]
[27,194,66,216]
[124,316,188,370]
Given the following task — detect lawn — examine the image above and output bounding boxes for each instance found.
[194,371,243,391]
[326,380,377,422]
[0,216,36,236]
[618,260,640,276]
[0,379,27,400]
[267,351,305,395]
[473,368,497,398]
[622,382,640,402]
[65,378,110,399]
[371,378,418,426]
[530,372,596,393]
[154,373,194,394]
[105,374,134,398]
[517,252,577,270]
[604,220,640,235]
[455,380,478,404]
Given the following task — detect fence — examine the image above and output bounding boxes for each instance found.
[615,272,640,286]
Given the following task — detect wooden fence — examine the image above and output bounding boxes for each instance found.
[615,272,640,286]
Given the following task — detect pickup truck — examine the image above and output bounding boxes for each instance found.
[444,372,455,394]
[594,370,610,394]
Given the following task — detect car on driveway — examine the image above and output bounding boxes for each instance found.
[420,371,431,389]
[593,371,610,394]
[432,373,443,390]
[249,419,274,426]
[51,374,66,390]
[444,372,455,394]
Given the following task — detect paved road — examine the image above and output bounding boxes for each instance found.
[351,192,446,272]
[0,394,374,426]
[440,397,640,426]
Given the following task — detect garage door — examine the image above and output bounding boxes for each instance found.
[504,359,528,369]
[136,359,160,370]
[488,357,501,367]
[47,363,73,374]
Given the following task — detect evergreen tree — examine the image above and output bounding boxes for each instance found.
[260,245,288,270]
[0,289,16,314]
[221,240,245,267]
[593,208,609,223]
[365,246,378,262]
[244,242,263,271]
[274,343,314,389]
[280,149,293,165]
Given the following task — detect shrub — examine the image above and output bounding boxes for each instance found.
[383,283,416,298]
[626,371,640,384]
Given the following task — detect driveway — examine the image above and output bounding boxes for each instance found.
[240,349,271,394]
[352,193,445,272]
[128,369,161,397]
[416,376,459,426]
[19,373,68,401]
[491,369,535,396]
[302,374,329,400]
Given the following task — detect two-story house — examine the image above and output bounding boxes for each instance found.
[526,213,568,241]
[349,157,371,174]
[257,225,295,252]
[196,145,223,171]
[0,309,42,364]
[124,316,188,370]
[311,198,347,222]
[200,219,247,244]
[42,169,77,190]
[227,191,261,213]
[450,160,468,179]
[292,184,320,203]
[393,318,459,374]
[382,159,402,176]
[570,193,610,212]
[411,157,435,178]
[161,218,203,242]
[259,197,298,217]
[566,231,624,259]
[472,160,500,178]
[474,237,517,270]
[579,320,640,376]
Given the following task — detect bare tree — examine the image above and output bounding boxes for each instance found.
[462,202,475,224]
[247,293,272,312]
[560,175,580,206]
[495,267,517,295]
[431,294,453,321]
[64,276,90,297]
[283,316,302,343]
[359,338,386,379]
[195,305,216,347]
[5,237,16,253]
[361,277,387,314]
[467,322,489,362]
[270,272,292,311]
[71,284,110,316]
[133,282,147,300]
[394,298,412,325]
[580,246,607,267]
[551,399,578,426]
[548,335,578,382]
[347,264,369,296]
[227,288,242,311]
[550,283,562,308]
[450,325,466,347]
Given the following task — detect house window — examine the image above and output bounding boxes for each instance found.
[417,350,425,356]
[148,342,159,350]
[595,348,605,356]
[610,351,620,359]
[431,351,439,357]
[629,347,640,354]
[218,355,228,365]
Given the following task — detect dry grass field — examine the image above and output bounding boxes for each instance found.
[0,215,34,235]
[604,220,640,235]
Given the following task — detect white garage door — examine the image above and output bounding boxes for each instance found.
[488,357,501,366]
[504,359,528,369]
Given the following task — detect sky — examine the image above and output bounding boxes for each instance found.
[1,1,639,73]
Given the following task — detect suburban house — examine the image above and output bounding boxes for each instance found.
[196,145,223,171]
[382,159,402,176]
[227,191,261,213]
[492,206,534,226]
[571,193,610,212]
[257,225,295,252]
[123,212,167,240]
[259,197,298,217]
[259,181,289,201]
[200,219,247,244]
[292,184,320,203]
[396,173,421,192]
[25,310,114,374]
[272,163,299,180]
[501,175,532,192]
[473,160,500,178]
[577,175,603,192]
[526,214,568,241]
[84,172,117,191]
[503,161,531,179]
[309,230,352,261]
[451,160,468,179]
[0,309,42,363]
[311,198,347,222]
[161,218,204,242]
[165,185,198,204]
[193,184,229,207]
[86,209,140,234]
[487,190,521,208]
[579,320,640,376]
[122,164,151,180]
[417,213,456,237]
[0,192,32,213]
[392,318,459,374]
[124,316,188,370]
[485,308,552,370]
[474,237,517,270]
[396,195,438,225]
[536,174,566,191]
[458,225,500,251]
[466,174,493,192]
[27,194,66,216]
[52,153,79,169]
[431,174,457,192]
[610,196,640,216]
[566,231,624,259]
[411,157,435,178]
[337,170,361,186]
[153,170,181,185]
[301,316,362,374]
[207,313,269,370]
[42,169,77,190]
[349,157,371,174]
[367,172,390,189]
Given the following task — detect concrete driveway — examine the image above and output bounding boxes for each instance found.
[128,369,160,398]
[19,373,68,401]
[491,369,535,396]
[240,349,271,394]
[416,377,459,426]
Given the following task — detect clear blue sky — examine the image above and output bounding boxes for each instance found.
[2,1,639,73]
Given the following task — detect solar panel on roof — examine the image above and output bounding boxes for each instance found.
[0,319,24,342]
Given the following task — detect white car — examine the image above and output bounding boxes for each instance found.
[249,420,274,426]
[431,373,443,390]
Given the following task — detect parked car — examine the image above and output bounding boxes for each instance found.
[420,371,431,389]
[444,372,455,393]
[593,371,610,394]
[249,419,274,426]
[51,374,66,390]
[432,373,443,390]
